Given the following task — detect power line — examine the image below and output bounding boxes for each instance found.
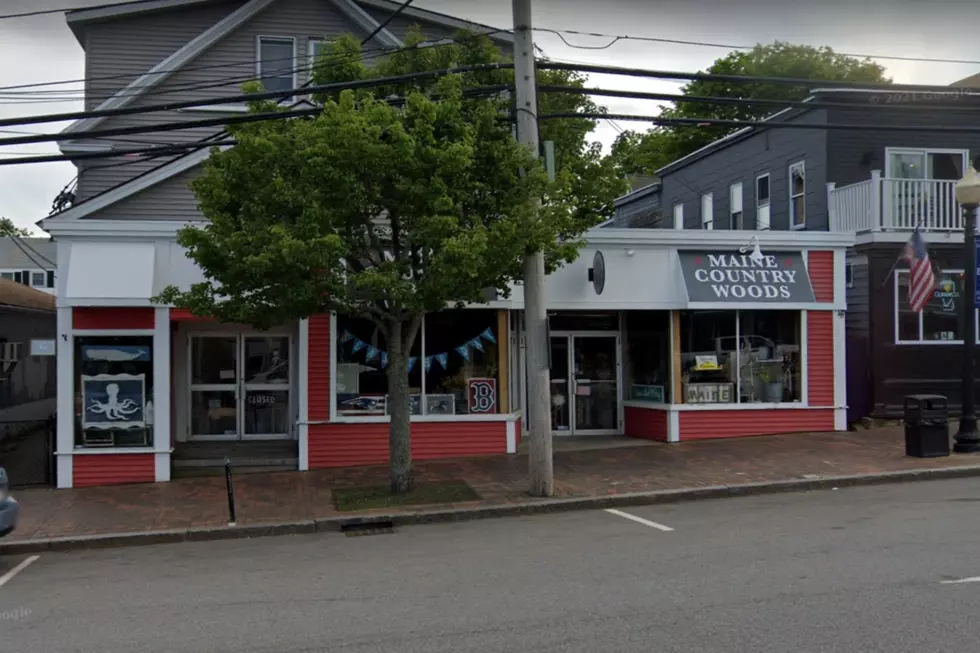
[0,0,160,21]
[539,111,980,134]
[11,233,56,267]
[0,139,239,166]
[7,234,51,271]
[534,27,980,68]
[361,0,415,45]
[0,65,513,141]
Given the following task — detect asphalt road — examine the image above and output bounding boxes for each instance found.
[4,478,980,652]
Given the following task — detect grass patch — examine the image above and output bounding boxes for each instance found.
[332,480,480,512]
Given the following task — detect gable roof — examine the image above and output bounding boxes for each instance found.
[0,279,56,313]
[61,0,511,140]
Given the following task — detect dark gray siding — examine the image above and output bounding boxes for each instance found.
[659,109,829,231]
[826,105,980,187]
[609,187,663,228]
[845,253,869,335]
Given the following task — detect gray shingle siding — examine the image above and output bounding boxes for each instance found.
[659,109,829,231]
[610,186,663,228]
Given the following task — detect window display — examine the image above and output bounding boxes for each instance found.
[896,271,972,343]
[679,311,736,404]
[74,336,154,448]
[335,310,502,417]
[624,311,670,403]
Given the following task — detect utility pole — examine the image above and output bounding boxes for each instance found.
[512,0,553,496]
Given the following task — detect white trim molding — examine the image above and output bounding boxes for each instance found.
[62,0,278,137]
[153,307,172,481]
[506,419,517,453]
[833,309,847,431]
[298,318,310,471]
[329,0,403,48]
[667,410,680,443]
[56,306,74,489]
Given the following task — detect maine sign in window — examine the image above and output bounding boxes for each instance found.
[677,251,816,303]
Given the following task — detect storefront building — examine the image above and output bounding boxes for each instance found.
[43,220,851,488]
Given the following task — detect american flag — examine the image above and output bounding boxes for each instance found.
[904,227,935,313]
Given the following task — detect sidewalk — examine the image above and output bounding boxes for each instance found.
[6,427,980,548]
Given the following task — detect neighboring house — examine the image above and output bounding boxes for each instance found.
[607,181,662,228]
[623,87,980,421]
[0,279,56,418]
[0,238,57,295]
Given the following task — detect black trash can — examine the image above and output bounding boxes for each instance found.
[904,395,950,458]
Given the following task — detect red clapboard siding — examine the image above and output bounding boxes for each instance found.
[807,311,835,406]
[308,421,508,468]
[624,406,668,441]
[73,454,155,487]
[307,314,331,422]
[808,250,835,303]
[73,307,155,330]
[515,417,522,446]
[679,409,835,440]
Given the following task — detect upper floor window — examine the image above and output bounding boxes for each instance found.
[308,38,328,79]
[673,203,684,229]
[886,148,967,181]
[30,271,45,287]
[257,36,297,95]
[729,182,743,230]
[756,173,770,230]
[701,193,713,230]
[789,161,805,229]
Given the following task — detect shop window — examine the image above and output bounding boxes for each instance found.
[74,336,154,448]
[335,310,502,417]
[624,311,671,403]
[896,270,971,343]
[679,311,736,404]
[737,311,802,403]
[424,310,500,415]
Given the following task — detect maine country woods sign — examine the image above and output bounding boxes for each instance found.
[678,251,815,303]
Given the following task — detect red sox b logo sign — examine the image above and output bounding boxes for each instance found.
[467,378,497,414]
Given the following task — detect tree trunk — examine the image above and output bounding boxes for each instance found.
[385,319,415,494]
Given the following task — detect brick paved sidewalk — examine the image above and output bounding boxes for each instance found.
[7,427,979,543]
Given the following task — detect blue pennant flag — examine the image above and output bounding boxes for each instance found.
[436,352,448,369]
[380,352,388,368]
[456,344,470,361]
[408,357,418,373]
[365,345,379,361]
[480,327,496,344]
[424,356,433,372]
[340,330,354,344]
[470,338,484,352]
[351,339,367,354]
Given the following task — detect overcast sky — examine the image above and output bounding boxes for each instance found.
[1,0,978,234]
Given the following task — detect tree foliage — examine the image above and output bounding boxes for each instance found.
[610,42,891,175]
[0,217,33,237]
[156,29,626,492]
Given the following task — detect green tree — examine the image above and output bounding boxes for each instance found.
[156,29,625,493]
[611,42,891,175]
[0,217,33,237]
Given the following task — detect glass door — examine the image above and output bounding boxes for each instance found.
[549,336,571,433]
[571,335,620,434]
[242,336,291,440]
[189,335,240,441]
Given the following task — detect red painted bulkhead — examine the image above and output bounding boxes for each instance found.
[624,406,668,441]
[73,454,155,487]
[679,409,835,440]
[73,307,155,330]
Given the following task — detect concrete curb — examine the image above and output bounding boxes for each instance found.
[5,464,980,555]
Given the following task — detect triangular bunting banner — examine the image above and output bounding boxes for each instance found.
[365,345,379,361]
[408,357,418,373]
[340,330,354,343]
[436,352,448,369]
[351,339,367,353]
[470,338,484,352]
[424,356,433,372]
[455,344,470,360]
[380,352,388,368]
[480,327,496,344]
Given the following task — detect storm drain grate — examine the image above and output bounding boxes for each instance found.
[341,520,396,537]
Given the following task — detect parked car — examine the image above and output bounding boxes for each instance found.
[0,467,19,537]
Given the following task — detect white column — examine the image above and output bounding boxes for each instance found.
[667,410,680,443]
[833,311,848,430]
[800,310,809,406]
[55,306,73,489]
[297,318,310,471]
[153,306,171,482]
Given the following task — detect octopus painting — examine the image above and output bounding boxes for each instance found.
[87,383,141,421]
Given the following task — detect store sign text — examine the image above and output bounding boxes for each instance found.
[679,251,816,304]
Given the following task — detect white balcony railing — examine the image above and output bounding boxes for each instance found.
[828,170,962,233]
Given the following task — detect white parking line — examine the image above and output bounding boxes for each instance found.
[0,556,39,589]
[941,576,980,585]
[605,508,674,532]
